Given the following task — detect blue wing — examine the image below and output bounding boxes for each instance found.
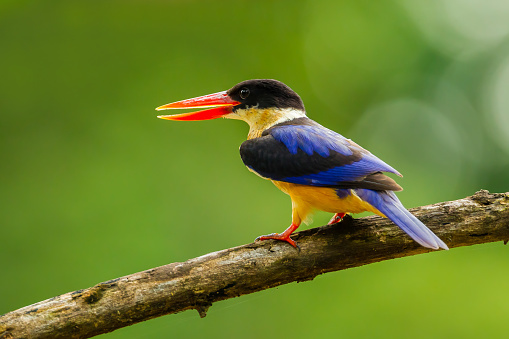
[240,119,402,191]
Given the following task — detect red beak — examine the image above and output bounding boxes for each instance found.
[156,91,241,121]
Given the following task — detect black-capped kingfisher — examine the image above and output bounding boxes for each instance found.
[156,79,448,250]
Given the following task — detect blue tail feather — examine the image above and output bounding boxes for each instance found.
[356,189,448,250]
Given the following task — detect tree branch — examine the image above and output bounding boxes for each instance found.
[1,190,508,339]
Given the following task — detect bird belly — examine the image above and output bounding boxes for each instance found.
[271,181,383,216]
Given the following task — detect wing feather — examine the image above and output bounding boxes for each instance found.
[240,120,402,191]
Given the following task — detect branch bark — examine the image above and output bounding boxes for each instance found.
[1,190,508,339]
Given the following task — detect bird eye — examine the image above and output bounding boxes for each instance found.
[240,88,250,100]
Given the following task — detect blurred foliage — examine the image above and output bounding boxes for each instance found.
[1,0,508,338]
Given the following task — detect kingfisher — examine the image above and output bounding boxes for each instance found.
[156,79,448,250]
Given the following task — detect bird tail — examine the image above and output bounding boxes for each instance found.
[355,189,448,250]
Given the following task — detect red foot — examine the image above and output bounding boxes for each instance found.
[255,223,299,248]
[328,213,346,225]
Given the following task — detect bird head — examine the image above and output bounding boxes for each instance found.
[156,79,306,133]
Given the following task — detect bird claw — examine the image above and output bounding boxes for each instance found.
[255,223,300,249]
[328,212,346,225]
[255,233,299,249]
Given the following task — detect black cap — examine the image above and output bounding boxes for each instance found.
[228,79,305,111]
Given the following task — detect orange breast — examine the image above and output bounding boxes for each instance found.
[271,180,383,221]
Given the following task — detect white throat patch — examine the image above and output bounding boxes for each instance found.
[227,107,306,139]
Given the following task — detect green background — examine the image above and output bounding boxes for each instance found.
[1,0,508,338]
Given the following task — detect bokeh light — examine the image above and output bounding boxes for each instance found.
[484,53,509,156]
